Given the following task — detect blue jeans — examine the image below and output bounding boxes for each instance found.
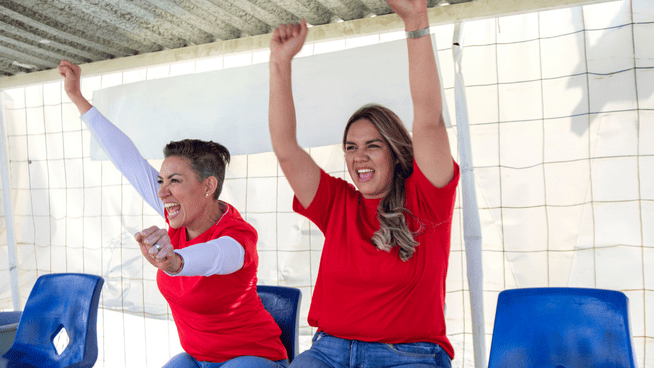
[163,352,289,368]
[290,332,452,368]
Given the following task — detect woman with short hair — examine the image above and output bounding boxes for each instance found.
[59,60,288,368]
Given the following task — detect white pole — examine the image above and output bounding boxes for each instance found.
[452,22,486,368]
[0,94,21,311]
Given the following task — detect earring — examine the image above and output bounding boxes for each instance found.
[206,193,209,197]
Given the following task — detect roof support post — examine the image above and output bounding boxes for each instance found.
[0,93,21,311]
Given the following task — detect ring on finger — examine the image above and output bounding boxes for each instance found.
[154,243,162,251]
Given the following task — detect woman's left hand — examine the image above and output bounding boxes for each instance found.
[135,226,178,273]
[387,0,429,29]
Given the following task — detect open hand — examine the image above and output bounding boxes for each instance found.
[135,226,178,273]
[270,20,309,64]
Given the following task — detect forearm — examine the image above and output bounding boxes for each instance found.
[69,92,93,115]
[82,108,164,216]
[268,59,321,207]
[405,15,443,126]
[269,61,303,160]
[402,8,454,186]
[168,236,245,277]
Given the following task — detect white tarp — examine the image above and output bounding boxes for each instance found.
[92,38,426,160]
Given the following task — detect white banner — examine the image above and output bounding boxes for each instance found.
[92,38,439,159]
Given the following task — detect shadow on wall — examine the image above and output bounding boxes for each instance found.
[568,0,641,137]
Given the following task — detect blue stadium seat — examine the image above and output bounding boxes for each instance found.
[258,285,302,363]
[0,312,22,356]
[488,287,637,368]
[0,273,104,368]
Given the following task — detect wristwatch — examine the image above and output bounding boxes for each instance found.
[406,27,430,39]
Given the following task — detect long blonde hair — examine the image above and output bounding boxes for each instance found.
[343,104,419,261]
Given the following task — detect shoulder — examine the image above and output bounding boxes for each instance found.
[404,159,459,221]
[318,169,349,189]
[315,169,359,197]
[407,159,460,194]
[317,170,359,204]
[297,170,356,210]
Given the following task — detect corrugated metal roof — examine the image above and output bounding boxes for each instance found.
[0,0,473,78]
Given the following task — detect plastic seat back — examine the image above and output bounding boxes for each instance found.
[0,312,22,356]
[1,273,104,368]
[488,287,637,368]
[257,285,302,362]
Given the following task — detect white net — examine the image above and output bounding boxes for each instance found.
[0,0,652,367]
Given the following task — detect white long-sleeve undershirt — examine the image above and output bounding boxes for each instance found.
[174,236,244,276]
[81,107,245,276]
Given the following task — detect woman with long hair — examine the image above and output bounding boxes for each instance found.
[268,0,458,366]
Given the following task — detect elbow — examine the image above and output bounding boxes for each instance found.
[275,149,298,166]
[414,114,445,132]
[270,137,301,162]
[414,105,444,125]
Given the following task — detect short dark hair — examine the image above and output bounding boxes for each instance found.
[163,139,230,200]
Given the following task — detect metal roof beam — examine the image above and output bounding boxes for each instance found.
[184,0,269,38]
[357,0,392,16]
[145,0,246,39]
[0,0,619,89]
[21,0,161,55]
[228,0,299,27]
[313,0,368,21]
[38,0,163,53]
[0,43,58,70]
[269,0,333,25]
[0,2,139,57]
[0,22,103,61]
[0,58,28,75]
[0,34,87,66]
[119,0,217,45]
[49,0,184,50]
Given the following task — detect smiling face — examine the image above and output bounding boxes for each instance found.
[344,119,396,199]
[157,155,212,231]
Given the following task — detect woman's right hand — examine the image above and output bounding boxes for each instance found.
[58,60,93,114]
[135,226,180,274]
[58,60,83,99]
[270,20,309,64]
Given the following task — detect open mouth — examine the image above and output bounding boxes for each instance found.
[164,202,181,218]
[357,168,374,182]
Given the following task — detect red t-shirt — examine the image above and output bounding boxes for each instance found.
[294,161,459,359]
[158,202,287,362]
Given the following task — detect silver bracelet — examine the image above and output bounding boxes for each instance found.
[406,27,430,39]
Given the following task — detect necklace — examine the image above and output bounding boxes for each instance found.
[214,202,228,226]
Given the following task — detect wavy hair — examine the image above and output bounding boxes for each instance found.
[343,104,420,261]
[163,139,230,200]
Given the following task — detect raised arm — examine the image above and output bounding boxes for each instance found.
[58,60,164,216]
[388,0,454,187]
[269,21,321,208]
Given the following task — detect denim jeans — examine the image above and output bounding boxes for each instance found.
[162,352,289,368]
[290,332,452,368]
